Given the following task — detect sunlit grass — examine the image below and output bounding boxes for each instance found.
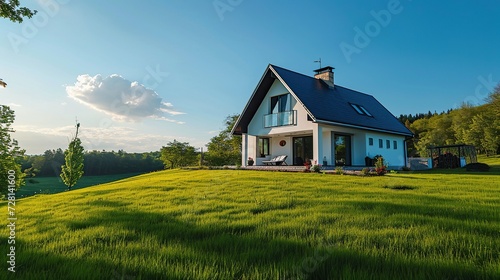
[1,158,499,279]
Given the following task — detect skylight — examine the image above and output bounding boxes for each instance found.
[350,104,372,117]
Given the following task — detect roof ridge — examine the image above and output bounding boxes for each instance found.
[270,64,320,81]
[270,64,375,98]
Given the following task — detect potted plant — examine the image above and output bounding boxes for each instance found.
[247,157,254,166]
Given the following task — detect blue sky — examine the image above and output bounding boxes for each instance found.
[1,0,499,154]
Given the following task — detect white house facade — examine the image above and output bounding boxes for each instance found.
[233,65,413,169]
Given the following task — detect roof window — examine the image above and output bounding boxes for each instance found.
[350,103,372,117]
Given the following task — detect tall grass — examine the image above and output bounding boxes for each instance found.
[1,160,499,279]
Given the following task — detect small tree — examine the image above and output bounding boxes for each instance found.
[205,114,241,166]
[0,105,25,195]
[374,156,387,176]
[60,123,84,190]
[160,140,197,169]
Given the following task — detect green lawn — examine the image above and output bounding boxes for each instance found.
[17,173,143,198]
[1,158,499,279]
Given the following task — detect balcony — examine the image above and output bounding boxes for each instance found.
[264,110,296,128]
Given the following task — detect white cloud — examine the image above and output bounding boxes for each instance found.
[66,74,184,123]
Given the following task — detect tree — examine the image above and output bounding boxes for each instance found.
[0,0,37,23]
[205,114,241,166]
[60,123,84,190]
[0,105,25,195]
[160,140,197,169]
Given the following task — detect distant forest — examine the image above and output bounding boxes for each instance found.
[399,86,499,157]
[21,150,164,177]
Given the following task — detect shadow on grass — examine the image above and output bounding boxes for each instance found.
[12,207,497,279]
[409,167,500,176]
[345,199,500,236]
[3,244,134,280]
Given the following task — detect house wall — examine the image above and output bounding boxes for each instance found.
[252,136,293,166]
[322,130,332,166]
[248,80,314,136]
[365,132,406,167]
[319,125,406,167]
[320,125,366,166]
[248,135,257,163]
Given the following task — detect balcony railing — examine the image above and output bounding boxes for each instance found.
[264,110,296,128]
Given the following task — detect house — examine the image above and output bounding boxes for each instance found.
[232,64,413,168]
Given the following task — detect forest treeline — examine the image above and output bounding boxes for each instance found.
[21,150,164,177]
[400,86,499,157]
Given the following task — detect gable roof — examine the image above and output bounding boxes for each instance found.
[232,64,413,137]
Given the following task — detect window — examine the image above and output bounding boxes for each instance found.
[359,106,372,117]
[265,94,295,127]
[393,140,398,150]
[368,138,373,146]
[386,140,390,149]
[259,138,270,157]
[379,139,383,148]
[271,94,291,113]
[350,103,372,117]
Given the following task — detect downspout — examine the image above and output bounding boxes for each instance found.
[404,135,413,168]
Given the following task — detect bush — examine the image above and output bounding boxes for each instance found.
[311,165,321,173]
[375,157,387,176]
[361,168,370,176]
[334,166,344,175]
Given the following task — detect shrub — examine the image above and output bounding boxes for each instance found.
[311,165,321,173]
[361,168,370,176]
[334,166,344,175]
[374,156,387,176]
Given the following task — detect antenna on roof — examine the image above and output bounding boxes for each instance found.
[314,58,322,69]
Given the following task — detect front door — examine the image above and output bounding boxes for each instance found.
[293,136,313,166]
[334,134,351,166]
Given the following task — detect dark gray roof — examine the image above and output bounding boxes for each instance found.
[233,64,413,137]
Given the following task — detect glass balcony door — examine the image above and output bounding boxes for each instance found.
[334,134,351,166]
[293,136,313,166]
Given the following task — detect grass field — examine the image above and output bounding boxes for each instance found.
[17,173,143,198]
[1,157,499,279]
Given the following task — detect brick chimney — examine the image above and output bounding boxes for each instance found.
[314,66,334,88]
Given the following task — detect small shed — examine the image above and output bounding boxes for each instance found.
[427,144,477,168]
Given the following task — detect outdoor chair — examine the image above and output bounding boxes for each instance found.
[262,155,288,166]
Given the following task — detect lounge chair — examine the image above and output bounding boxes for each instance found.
[262,155,288,166]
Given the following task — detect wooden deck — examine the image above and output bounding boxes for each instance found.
[242,165,306,172]
[238,165,374,173]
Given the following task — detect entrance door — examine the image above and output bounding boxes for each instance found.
[334,134,351,166]
[293,136,313,166]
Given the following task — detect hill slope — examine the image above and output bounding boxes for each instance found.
[2,167,499,279]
